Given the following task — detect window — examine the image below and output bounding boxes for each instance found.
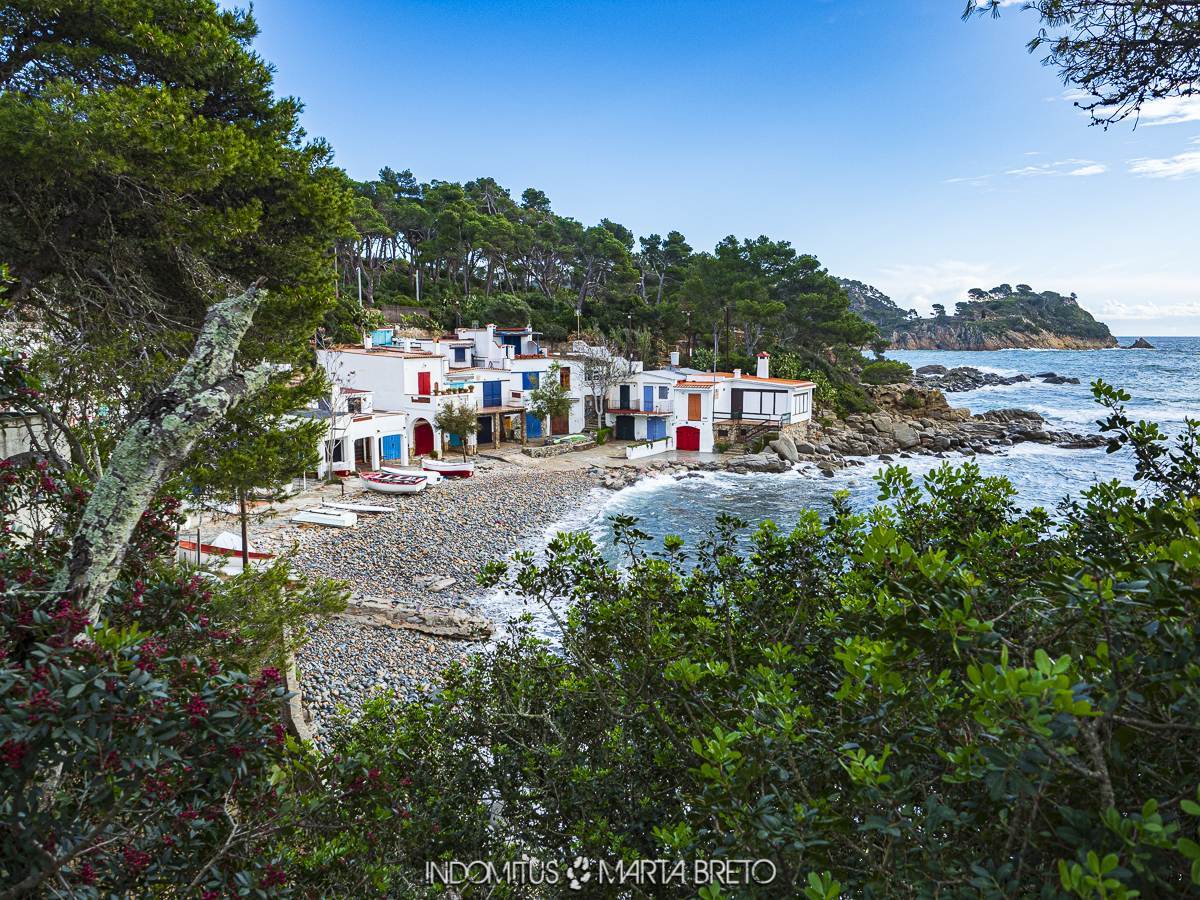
[658,386,669,399]
[559,367,570,389]
[522,371,541,390]
[346,396,363,414]
[453,347,466,363]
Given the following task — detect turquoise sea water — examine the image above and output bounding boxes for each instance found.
[484,338,1199,635]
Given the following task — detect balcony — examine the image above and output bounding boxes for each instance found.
[605,398,673,415]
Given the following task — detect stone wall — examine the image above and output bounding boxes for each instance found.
[522,439,597,458]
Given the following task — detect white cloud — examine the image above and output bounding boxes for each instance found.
[873,261,1003,315]
[1060,89,1200,126]
[1128,138,1200,179]
[1003,158,1106,177]
[1133,95,1200,127]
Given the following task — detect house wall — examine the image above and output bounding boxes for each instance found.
[671,389,716,452]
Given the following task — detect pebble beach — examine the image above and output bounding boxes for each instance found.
[261,457,603,741]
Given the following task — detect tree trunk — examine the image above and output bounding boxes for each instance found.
[238,487,250,570]
[52,283,273,620]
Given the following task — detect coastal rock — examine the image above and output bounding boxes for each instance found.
[769,435,800,463]
[726,453,790,474]
[1126,337,1155,349]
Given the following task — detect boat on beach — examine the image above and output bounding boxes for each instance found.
[291,508,358,527]
[177,531,274,573]
[421,457,475,478]
[361,471,429,494]
[381,465,443,486]
[323,501,394,513]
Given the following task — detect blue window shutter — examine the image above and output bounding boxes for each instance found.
[522,372,541,390]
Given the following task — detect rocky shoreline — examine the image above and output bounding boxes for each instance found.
[910,364,1081,393]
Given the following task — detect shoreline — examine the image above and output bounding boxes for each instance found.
[243,380,1109,741]
[256,455,605,741]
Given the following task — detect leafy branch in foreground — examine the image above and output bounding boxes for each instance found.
[322,387,1200,896]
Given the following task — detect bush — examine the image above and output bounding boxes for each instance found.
[594,426,611,445]
[714,440,732,453]
[861,359,913,384]
[324,384,1200,897]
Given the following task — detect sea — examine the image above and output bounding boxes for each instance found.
[482,337,1200,637]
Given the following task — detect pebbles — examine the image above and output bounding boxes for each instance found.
[273,460,600,741]
[295,616,469,748]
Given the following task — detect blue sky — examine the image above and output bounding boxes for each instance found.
[244,0,1200,334]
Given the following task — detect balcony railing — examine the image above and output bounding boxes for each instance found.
[605,399,673,415]
[713,409,792,425]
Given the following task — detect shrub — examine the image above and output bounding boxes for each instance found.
[861,359,913,385]
[594,426,611,445]
[325,384,1200,897]
[714,440,732,453]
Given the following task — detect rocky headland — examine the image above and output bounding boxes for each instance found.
[840,280,1117,350]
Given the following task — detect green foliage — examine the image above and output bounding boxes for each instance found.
[206,563,348,673]
[315,388,1200,896]
[434,400,478,460]
[527,362,572,429]
[861,359,914,385]
[0,0,354,478]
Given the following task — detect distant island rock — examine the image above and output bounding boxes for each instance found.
[839,280,1117,351]
[1125,337,1155,349]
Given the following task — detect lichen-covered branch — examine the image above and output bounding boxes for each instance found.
[53,282,272,619]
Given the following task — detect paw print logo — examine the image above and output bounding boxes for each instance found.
[566,856,592,890]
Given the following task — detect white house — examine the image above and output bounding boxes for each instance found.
[605,352,814,453]
[317,324,589,460]
[295,385,409,477]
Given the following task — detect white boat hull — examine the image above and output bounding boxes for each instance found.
[361,472,427,494]
[291,509,358,527]
[421,458,475,478]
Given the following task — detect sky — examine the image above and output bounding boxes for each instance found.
[241,0,1200,335]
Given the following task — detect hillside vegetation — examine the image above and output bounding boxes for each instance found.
[849,282,1116,350]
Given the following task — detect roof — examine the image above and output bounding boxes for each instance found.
[676,380,716,389]
[734,375,816,387]
[330,344,438,359]
[339,386,370,394]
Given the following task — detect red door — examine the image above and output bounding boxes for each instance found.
[414,421,434,456]
[417,370,431,395]
[676,426,700,451]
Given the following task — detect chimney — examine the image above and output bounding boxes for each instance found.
[733,368,742,379]
[757,352,770,379]
[669,350,680,368]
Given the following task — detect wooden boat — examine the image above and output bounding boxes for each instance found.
[361,471,428,494]
[382,465,443,486]
[177,532,274,571]
[421,457,475,478]
[323,501,394,513]
[290,508,358,527]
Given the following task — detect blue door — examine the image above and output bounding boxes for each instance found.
[643,385,654,411]
[525,413,543,438]
[380,434,403,460]
[522,371,541,390]
[648,417,666,441]
[478,415,493,444]
[483,380,502,407]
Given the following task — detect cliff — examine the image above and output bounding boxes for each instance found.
[844,281,1117,350]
